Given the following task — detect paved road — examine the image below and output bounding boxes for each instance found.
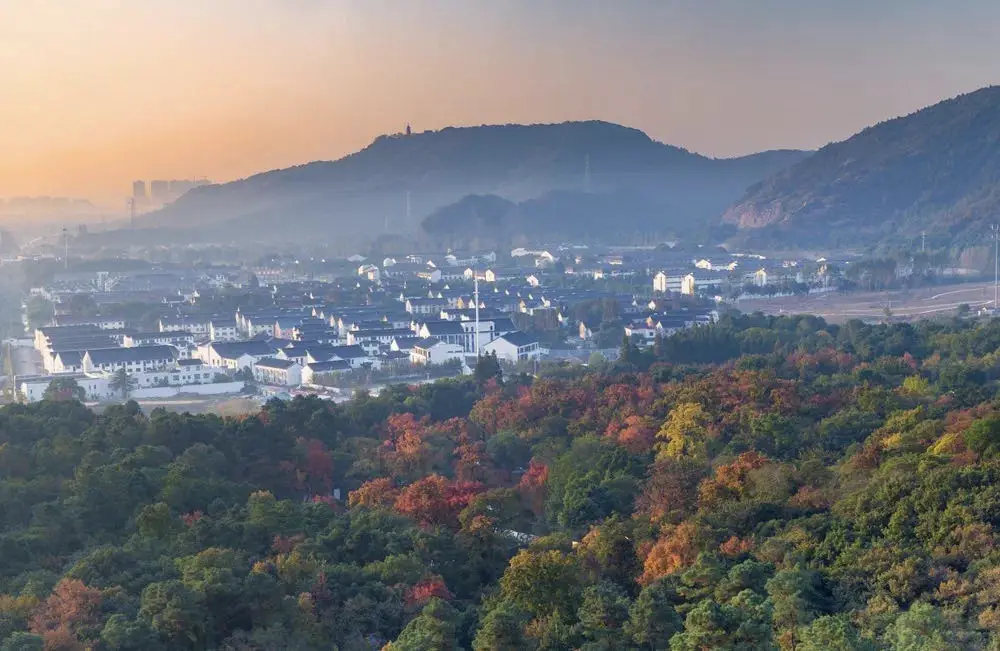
[738,280,1000,323]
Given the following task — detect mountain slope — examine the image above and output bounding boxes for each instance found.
[143,121,807,244]
[722,86,1000,249]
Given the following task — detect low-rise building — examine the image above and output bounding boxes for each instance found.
[482,331,541,363]
[301,359,352,385]
[410,337,464,365]
[82,345,177,374]
[253,358,303,387]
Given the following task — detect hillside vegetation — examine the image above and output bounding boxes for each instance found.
[5,315,1000,648]
[143,121,806,245]
[723,86,1000,250]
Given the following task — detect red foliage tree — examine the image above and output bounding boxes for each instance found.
[405,576,453,606]
[517,459,549,516]
[394,474,483,528]
[605,415,657,454]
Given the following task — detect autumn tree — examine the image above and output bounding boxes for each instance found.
[656,402,712,461]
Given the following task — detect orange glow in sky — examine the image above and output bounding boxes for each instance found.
[1,1,997,205]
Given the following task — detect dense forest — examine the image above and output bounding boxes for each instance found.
[6,314,1000,648]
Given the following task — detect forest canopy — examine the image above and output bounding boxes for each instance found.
[4,314,1000,649]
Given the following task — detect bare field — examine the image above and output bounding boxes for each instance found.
[736,280,998,323]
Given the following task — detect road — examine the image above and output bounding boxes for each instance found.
[737,280,999,323]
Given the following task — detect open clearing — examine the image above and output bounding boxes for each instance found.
[737,279,997,323]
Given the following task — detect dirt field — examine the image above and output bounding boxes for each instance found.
[736,280,999,323]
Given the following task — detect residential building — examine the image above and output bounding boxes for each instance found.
[82,345,177,374]
[301,360,352,385]
[410,338,464,365]
[482,331,541,363]
[253,358,302,387]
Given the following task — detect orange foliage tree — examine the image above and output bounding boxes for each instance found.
[394,474,484,528]
[638,521,702,585]
[29,578,103,650]
[348,477,400,509]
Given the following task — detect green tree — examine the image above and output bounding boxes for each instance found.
[500,549,581,618]
[24,296,54,330]
[0,632,43,651]
[576,581,632,646]
[474,352,504,386]
[109,367,138,400]
[625,579,683,650]
[797,616,874,651]
[387,598,461,651]
[139,580,208,649]
[43,377,86,402]
[883,602,984,651]
[473,601,533,651]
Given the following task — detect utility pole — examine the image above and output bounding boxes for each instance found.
[474,272,481,356]
[993,224,1000,310]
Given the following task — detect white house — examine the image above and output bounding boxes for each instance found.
[653,272,668,294]
[301,359,352,385]
[205,341,277,370]
[410,338,464,365]
[253,358,303,387]
[482,331,541,364]
[209,321,239,342]
[82,345,177,374]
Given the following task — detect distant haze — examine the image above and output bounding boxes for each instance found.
[1,0,998,205]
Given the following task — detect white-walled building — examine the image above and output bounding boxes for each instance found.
[410,338,464,365]
[253,358,303,387]
[482,331,541,364]
[209,321,239,342]
[82,345,177,374]
[653,272,668,293]
[301,359,352,385]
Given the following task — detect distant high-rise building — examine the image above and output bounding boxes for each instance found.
[169,179,194,195]
[132,180,147,200]
[149,180,169,201]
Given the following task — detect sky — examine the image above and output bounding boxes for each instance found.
[1,0,998,206]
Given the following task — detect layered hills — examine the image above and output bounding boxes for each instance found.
[143,121,807,245]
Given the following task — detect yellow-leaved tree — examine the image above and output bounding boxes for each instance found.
[656,402,711,461]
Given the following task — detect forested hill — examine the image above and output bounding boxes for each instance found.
[141,121,807,244]
[722,85,1000,250]
[6,315,1000,648]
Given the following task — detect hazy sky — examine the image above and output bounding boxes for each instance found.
[1,0,998,205]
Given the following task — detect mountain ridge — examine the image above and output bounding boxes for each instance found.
[142,121,809,244]
[722,86,1000,249]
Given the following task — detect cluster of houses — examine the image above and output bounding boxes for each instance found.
[17,244,793,403]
